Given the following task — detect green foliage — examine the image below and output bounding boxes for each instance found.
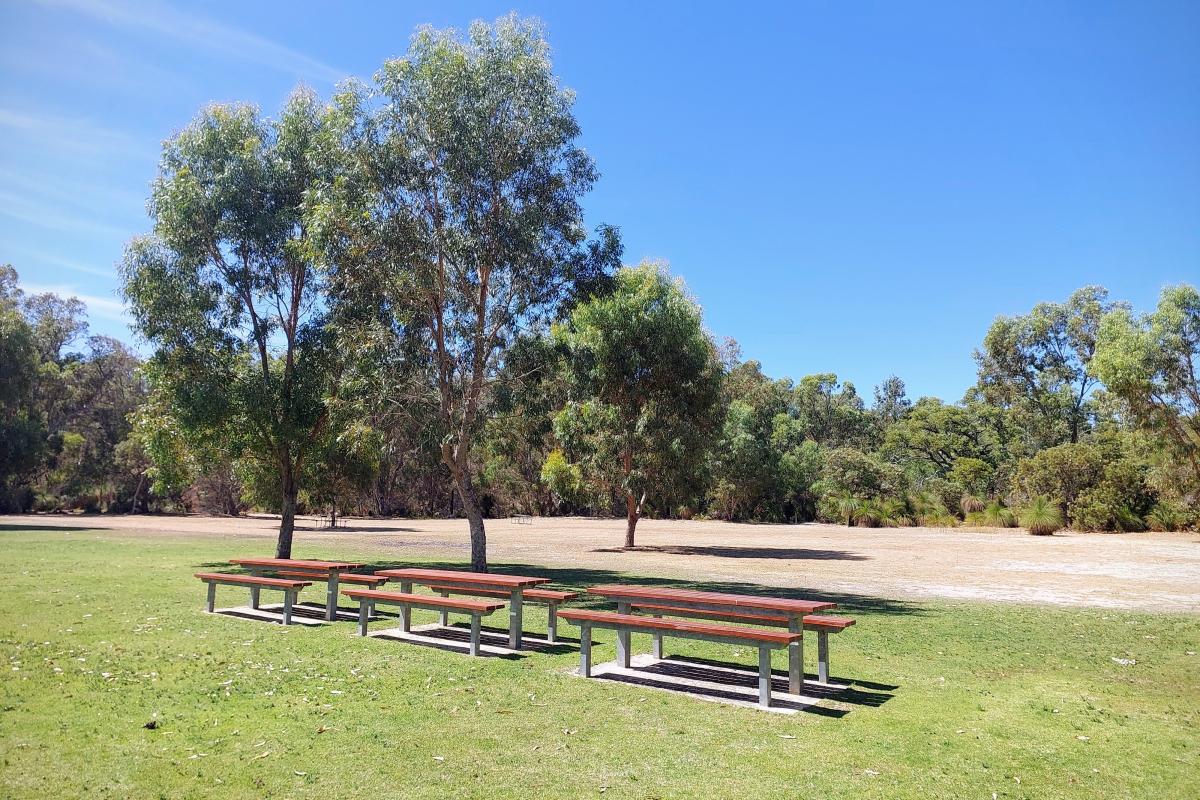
[982,500,1017,528]
[1146,501,1189,532]
[540,448,581,508]
[1019,496,1064,535]
[122,89,351,554]
[974,285,1123,449]
[552,263,722,544]
[1093,284,1200,493]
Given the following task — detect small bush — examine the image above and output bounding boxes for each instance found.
[854,500,884,528]
[1146,502,1186,532]
[982,500,1017,528]
[1019,496,1064,535]
[1070,486,1146,532]
[960,494,986,515]
[881,497,914,526]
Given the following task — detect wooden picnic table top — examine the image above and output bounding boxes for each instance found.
[374,567,551,588]
[230,557,363,571]
[586,584,836,614]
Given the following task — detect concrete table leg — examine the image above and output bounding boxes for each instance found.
[325,571,340,621]
[509,588,524,650]
[580,623,592,677]
[651,614,664,659]
[817,631,830,684]
[469,614,481,656]
[616,601,631,667]
[357,601,369,636]
[248,568,261,610]
[438,590,450,626]
[758,647,773,708]
[788,617,804,694]
[206,582,216,612]
[282,591,294,626]
[546,603,558,643]
[399,582,412,631]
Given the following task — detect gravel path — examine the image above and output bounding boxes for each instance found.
[5,513,1198,613]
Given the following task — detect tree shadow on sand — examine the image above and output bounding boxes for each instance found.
[591,544,868,560]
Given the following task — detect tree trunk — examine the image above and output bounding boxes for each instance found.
[624,491,639,548]
[454,481,488,572]
[277,468,297,559]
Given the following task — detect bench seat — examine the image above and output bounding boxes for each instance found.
[629,602,855,684]
[427,585,578,642]
[275,570,387,587]
[557,609,801,708]
[194,572,311,625]
[342,589,506,656]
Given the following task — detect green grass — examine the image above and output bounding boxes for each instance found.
[0,527,1196,799]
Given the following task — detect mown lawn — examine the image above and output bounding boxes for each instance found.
[0,526,1196,799]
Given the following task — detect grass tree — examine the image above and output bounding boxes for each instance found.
[550,263,722,548]
[122,90,342,558]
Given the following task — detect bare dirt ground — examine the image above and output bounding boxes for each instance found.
[5,513,1199,612]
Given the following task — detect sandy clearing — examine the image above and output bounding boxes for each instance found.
[4,513,1199,613]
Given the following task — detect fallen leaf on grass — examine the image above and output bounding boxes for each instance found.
[1110,657,1136,666]
[294,771,307,777]
[864,769,879,776]
[1076,735,1090,741]
[778,735,796,739]
[563,728,576,735]
[433,756,445,762]
[252,751,270,760]
[316,725,329,734]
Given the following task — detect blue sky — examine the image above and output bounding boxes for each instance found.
[2,1,1197,401]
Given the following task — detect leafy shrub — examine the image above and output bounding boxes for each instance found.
[960,494,986,515]
[910,491,956,527]
[1146,502,1187,532]
[881,497,914,526]
[1019,496,1064,535]
[853,500,884,527]
[1070,486,1146,532]
[818,491,860,526]
[982,500,1017,528]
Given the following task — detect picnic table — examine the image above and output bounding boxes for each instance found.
[231,558,364,621]
[587,585,836,693]
[374,568,551,650]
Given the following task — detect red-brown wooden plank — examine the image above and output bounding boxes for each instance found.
[587,584,834,613]
[557,608,802,645]
[374,568,550,587]
[231,557,363,570]
[195,572,311,588]
[341,589,505,613]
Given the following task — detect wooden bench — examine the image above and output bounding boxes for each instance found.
[275,570,388,587]
[342,589,506,656]
[630,601,856,685]
[428,585,578,642]
[557,609,802,708]
[195,572,311,625]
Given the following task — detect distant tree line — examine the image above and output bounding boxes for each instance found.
[2,17,1197,566]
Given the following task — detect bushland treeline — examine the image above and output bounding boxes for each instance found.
[2,17,1196,566]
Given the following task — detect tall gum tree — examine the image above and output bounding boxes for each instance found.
[122,90,342,558]
[320,16,619,570]
[550,263,722,548]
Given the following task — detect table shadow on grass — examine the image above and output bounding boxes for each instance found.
[0,523,113,532]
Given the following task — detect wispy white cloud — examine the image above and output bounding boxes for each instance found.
[39,0,347,84]
[10,245,117,279]
[24,281,130,324]
[0,188,133,239]
[0,107,152,160]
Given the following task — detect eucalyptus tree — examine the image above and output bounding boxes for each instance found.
[973,285,1125,447]
[1094,284,1200,489]
[319,16,619,569]
[550,263,722,548]
[122,90,344,557]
